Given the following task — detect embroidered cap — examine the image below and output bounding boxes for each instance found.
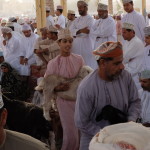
[1,27,12,33]
[139,70,150,79]
[77,0,88,7]
[68,10,75,15]
[1,19,7,24]
[122,22,134,30]
[122,0,133,4]
[97,3,108,11]
[144,26,150,36]
[8,17,16,22]
[22,23,31,31]
[56,5,63,10]
[46,6,50,11]
[57,29,73,40]
[47,25,58,33]
[93,41,123,60]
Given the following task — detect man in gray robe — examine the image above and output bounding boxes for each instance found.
[74,41,141,150]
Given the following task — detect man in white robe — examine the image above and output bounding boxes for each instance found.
[55,5,66,29]
[75,41,141,150]
[143,26,150,70]
[121,0,146,42]
[20,24,38,75]
[8,17,22,34]
[66,10,75,30]
[139,70,150,127]
[0,19,6,27]
[46,6,54,28]
[35,26,60,64]
[91,3,117,49]
[146,12,150,26]
[122,22,144,89]
[70,0,97,69]
[1,27,21,72]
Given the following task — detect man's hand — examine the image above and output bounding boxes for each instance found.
[20,56,24,65]
[54,83,70,92]
[24,58,28,65]
[34,49,41,54]
[42,48,49,53]
[55,24,61,29]
[3,40,6,46]
[77,27,90,35]
[81,27,90,34]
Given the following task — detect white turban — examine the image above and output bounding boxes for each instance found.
[89,122,150,150]
[1,27,12,33]
[140,70,150,79]
[22,24,31,31]
[8,17,16,22]
[144,26,150,36]
[1,19,7,24]
[17,19,25,25]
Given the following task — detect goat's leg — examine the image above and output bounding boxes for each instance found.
[43,89,53,121]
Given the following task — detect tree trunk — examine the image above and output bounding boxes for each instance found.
[46,0,55,16]
[108,0,113,15]
[61,0,67,17]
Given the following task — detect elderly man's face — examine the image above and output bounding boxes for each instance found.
[123,2,133,13]
[102,55,124,81]
[97,10,108,19]
[22,30,31,37]
[78,5,87,16]
[140,78,150,92]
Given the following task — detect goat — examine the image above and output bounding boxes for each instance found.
[35,66,93,121]
[3,98,56,150]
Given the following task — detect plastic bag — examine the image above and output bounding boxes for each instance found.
[20,64,30,76]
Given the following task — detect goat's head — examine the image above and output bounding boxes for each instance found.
[78,66,93,78]
[35,77,44,91]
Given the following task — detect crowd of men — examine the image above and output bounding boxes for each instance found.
[1,0,150,150]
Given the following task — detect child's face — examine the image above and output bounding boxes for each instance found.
[145,36,150,45]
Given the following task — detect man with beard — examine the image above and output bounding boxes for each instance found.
[121,0,146,42]
[70,0,97,69]
[91,3,117,49]
[122,22,144,90]
[139,70,150,127]
[75,41,141,150]
[1,27,21,73]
